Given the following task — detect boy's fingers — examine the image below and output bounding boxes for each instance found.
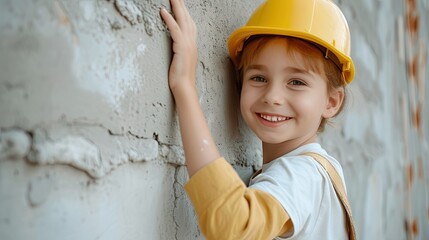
[173,0,194,36]
[170,0,187,29]
[176,0,196,36]
[160,8,181,39]
[160,0,195,42]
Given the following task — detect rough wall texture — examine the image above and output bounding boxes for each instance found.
[0,0,428,239]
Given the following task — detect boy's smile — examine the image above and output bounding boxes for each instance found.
[257,113,292,126]
[240,37,342,162]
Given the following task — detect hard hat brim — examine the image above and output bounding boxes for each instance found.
[227,26,355,83]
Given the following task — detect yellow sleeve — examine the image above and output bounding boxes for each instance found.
[184,157,292,240]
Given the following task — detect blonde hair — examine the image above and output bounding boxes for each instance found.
[236,36,347,132]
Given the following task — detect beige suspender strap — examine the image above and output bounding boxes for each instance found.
[303,152,357,240]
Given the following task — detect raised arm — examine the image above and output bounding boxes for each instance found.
[160,0,220,176]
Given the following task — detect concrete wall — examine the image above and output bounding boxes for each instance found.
[0,0,428,239]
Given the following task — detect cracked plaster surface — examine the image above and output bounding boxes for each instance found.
[0,126,179,178]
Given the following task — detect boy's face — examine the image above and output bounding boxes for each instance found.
[240,38,339,149]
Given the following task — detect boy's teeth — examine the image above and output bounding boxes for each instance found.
[260,114,288,122]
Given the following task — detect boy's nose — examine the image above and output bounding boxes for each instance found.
[262,85,285,106]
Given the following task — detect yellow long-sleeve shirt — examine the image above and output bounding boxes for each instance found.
[184,157,292,240]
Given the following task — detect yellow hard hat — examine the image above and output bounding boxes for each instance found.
[227,0,355,83]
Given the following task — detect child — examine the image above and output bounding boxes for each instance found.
[160,0,356,239]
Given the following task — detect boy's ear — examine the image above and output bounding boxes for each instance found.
[322,87,344,118]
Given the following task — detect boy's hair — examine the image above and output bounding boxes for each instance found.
[235,36,347,132]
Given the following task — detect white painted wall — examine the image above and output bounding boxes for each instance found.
[0,0,428,239]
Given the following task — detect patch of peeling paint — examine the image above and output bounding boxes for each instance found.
[72,35,143,111]
[0,126,160,179]
[27,129,105,178]
[0,129,31,160]
[113,0,166,36]
[115,0,143,25]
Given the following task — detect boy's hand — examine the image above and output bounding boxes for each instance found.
[160,0,197,97]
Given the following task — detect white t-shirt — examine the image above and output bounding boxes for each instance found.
[249,143,348,240]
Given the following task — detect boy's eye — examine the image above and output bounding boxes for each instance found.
[289,79,306,86]
[251,76,267,83]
